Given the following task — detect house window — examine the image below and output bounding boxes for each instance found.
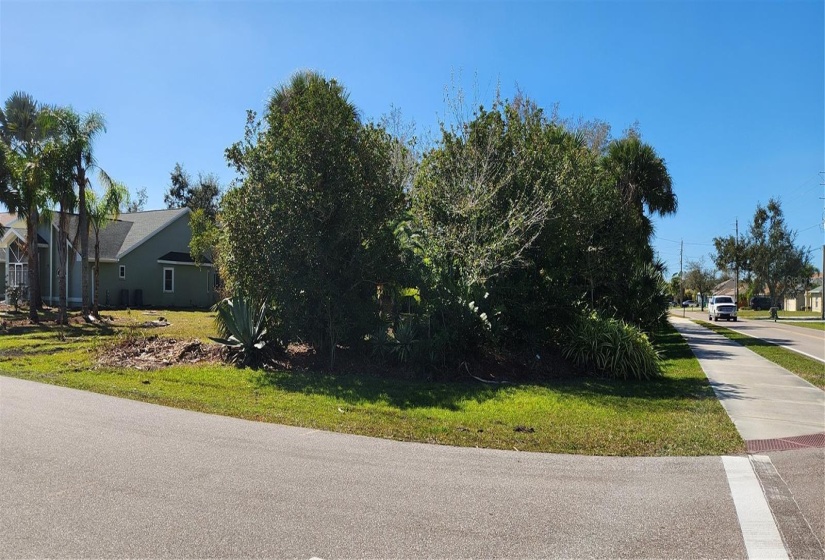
[119,265,126,279]
[8,241,27,288]
[163,268,174,293]
[10,263,27,288]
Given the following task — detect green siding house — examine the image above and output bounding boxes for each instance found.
[1,208,218,309]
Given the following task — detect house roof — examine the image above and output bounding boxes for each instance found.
[712,278,748,296]
[4,208,191,261]
[117,208,189,257]
[0,213,16,227]
[158,251,211,265]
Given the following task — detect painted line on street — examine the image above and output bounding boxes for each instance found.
[722,455,788,560]
[724,325,825,364]
[750,455,825,558]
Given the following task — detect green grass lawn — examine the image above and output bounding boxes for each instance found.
[0,311,743,456]
[785,321,825,331]
[737,309,820,320]
[695,320,825,390]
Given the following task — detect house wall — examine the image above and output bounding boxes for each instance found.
[98,213,216,308]
[40,222,84,307]
[784,294,804,312]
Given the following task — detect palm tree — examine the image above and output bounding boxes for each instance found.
[0,92,52,323]
[41,108,79,324]
[87,177,128,317]
[59,108,108,318]
[603,136,677,219]
[0,143,14,212]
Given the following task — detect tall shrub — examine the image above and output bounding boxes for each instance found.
[222,72,404,369]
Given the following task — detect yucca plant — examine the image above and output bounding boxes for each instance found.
[210,291,270,367]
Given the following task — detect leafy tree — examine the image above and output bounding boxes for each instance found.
[683,260,718,310]
[409,95,573,360]
[164,163,221,220]
[0,91,53,322]
[222,71,404,368]
[125,187,148,213]
[714,199,811,306]
[87,179,129,317]
[189,208,220,267]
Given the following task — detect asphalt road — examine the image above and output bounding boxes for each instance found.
[0,376,751,559]
[683,311,825,362]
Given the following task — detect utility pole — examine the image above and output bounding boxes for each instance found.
[680,239,684,318]
[735,218,739,308]
[821,244,824,320]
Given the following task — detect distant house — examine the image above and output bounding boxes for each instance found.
[783,275,823,312]
[712,278,749,307]
[810,286,823,313]
[0,208,218,309]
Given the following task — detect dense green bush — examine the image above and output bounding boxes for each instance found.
[561,312,662,380]
[220,76,677,373]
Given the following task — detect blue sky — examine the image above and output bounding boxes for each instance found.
[1,0,823,277]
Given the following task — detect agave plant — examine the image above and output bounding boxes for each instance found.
[210,291,270,367]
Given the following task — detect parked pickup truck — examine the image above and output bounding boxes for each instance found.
[708,295,738,322]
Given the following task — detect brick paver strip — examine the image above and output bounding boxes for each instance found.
[746,432,825,453]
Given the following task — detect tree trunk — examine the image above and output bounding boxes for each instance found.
[327,302,336,371]
[78,165,90,318]
[93,233,101,318]
[26,206,40,323]
[56,208,69,325]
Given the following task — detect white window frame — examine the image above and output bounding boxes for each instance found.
[119,265,126,279]
[8,241,27,288]
[163,267,175,293]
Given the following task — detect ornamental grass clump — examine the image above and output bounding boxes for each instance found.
[562,312,661,380]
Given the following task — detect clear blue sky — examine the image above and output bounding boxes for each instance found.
[2,0,823,277]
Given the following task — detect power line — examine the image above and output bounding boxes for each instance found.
[656,236,715,246]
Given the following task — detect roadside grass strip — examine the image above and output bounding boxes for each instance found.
[0,318,743,456]
[785,322,825,332]
[696,320,825,390]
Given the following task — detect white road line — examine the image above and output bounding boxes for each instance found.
[725,325,825,364]
[778,345,825,364]
[722,456,788,559]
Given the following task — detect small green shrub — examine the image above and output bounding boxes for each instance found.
[562,312,661,380]
[6,286,23,312]
[392,316,418,364]
[368,316,419,364]
[211,292,272,367]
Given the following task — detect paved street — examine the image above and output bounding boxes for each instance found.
[1,376,747,559]
[680,310,825,362]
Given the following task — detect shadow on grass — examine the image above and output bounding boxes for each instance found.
[250,323,717,411]
[3,321,116,338]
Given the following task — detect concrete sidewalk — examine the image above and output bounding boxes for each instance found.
[669,316,824,448]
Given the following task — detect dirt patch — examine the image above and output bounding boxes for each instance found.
[98,336,224,370]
